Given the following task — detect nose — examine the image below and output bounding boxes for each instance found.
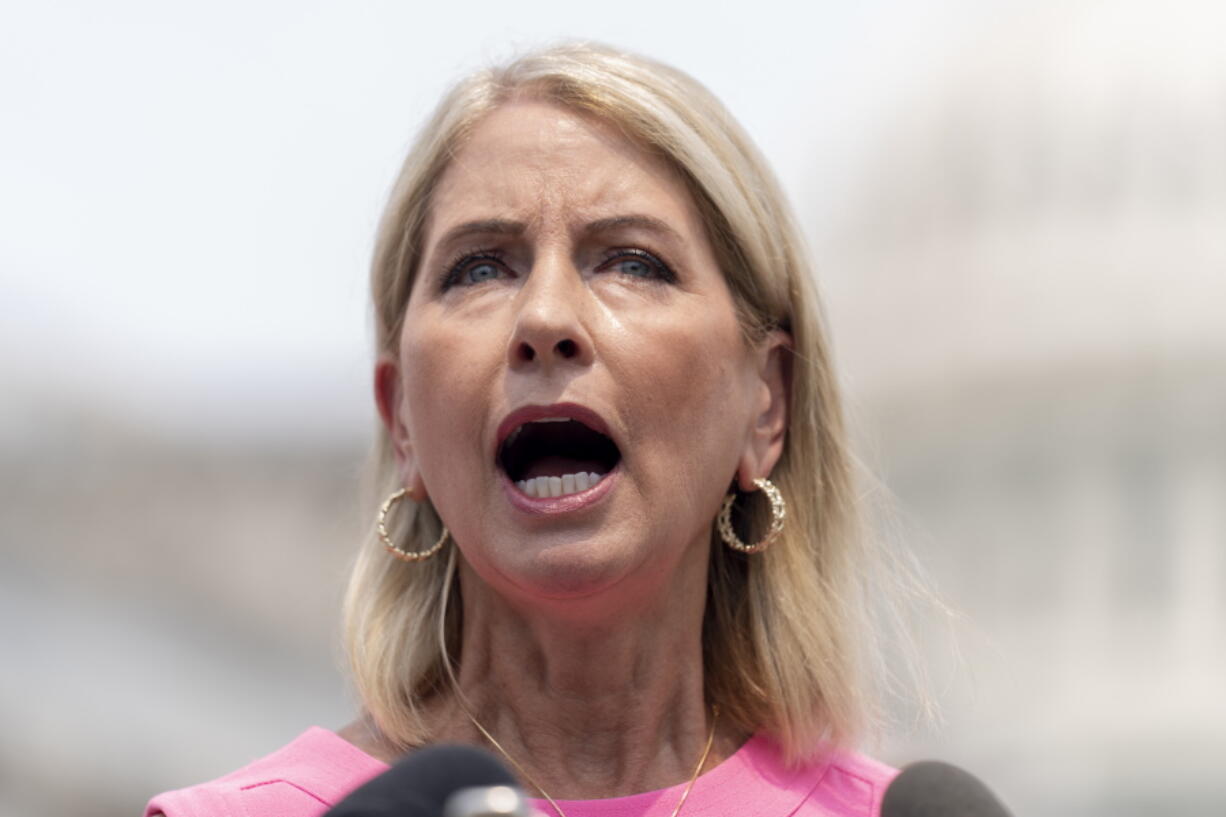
[507,255,595,371]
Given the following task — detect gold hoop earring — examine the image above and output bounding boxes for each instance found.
[717,477,786,554]
[378,487,449,562]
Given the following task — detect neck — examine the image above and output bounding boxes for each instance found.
[426,543,734,799]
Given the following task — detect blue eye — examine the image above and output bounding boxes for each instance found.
[599,248,676,283]
[465,262,501,284]
[615,258,653,277]
[443,252,509,289]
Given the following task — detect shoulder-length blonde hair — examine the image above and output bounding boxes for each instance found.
[344,42,878,763]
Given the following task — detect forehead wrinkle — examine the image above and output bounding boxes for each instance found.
[431,159,571,246]
[429,102,700,253]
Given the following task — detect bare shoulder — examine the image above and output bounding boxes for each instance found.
[145,726,390,817]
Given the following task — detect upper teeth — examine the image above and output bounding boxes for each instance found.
[517,472,605,498]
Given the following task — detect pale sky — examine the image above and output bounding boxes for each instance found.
[28,0,1226,445]
[0,0,1016,442]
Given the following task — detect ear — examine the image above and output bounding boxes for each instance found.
[374,353,428,500]
[736,329,792,492]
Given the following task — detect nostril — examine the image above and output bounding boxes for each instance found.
[556,339,577,358]
[518,342,536,362]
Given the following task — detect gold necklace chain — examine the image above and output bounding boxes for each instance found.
[464,705,720,817]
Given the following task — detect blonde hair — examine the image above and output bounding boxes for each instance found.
[344,43,879,763]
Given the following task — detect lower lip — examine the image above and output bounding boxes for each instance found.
[500,467,619,514]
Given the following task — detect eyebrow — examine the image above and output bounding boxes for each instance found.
[435,219,527,249]
[432,214,683,251]
[583,214,683,243]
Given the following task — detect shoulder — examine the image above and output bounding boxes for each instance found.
[807,749,899,817]
[144,727,389,817]
[720,735,898,817]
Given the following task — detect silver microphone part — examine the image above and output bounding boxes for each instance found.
[443,784,534,817]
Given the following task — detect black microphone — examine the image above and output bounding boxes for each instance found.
[323,744,532,817]
[881,760,1013,817]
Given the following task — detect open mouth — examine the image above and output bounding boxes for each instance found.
[497,417,621,499]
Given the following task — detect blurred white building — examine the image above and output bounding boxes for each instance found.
[818,4,1226,814]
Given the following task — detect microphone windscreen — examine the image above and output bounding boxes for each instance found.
[324,743,519,817]
[881,760,1013,817]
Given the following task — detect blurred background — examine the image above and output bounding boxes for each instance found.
[2,1,1223,815]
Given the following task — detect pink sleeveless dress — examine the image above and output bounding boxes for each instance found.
[146,727,897,817]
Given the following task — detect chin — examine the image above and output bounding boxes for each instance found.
[489,536,644,605]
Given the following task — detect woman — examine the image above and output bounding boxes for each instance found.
[147,43,898,817]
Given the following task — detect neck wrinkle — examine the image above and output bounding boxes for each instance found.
[438,542,720,799]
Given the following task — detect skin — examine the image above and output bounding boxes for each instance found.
[342,100,791,799]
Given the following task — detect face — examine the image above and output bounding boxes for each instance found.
[378,101,787,608]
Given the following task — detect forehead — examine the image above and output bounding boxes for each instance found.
[426,101,703,237]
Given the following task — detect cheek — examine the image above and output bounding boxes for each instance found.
[398,319,493,484]
[619,310,751,471]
